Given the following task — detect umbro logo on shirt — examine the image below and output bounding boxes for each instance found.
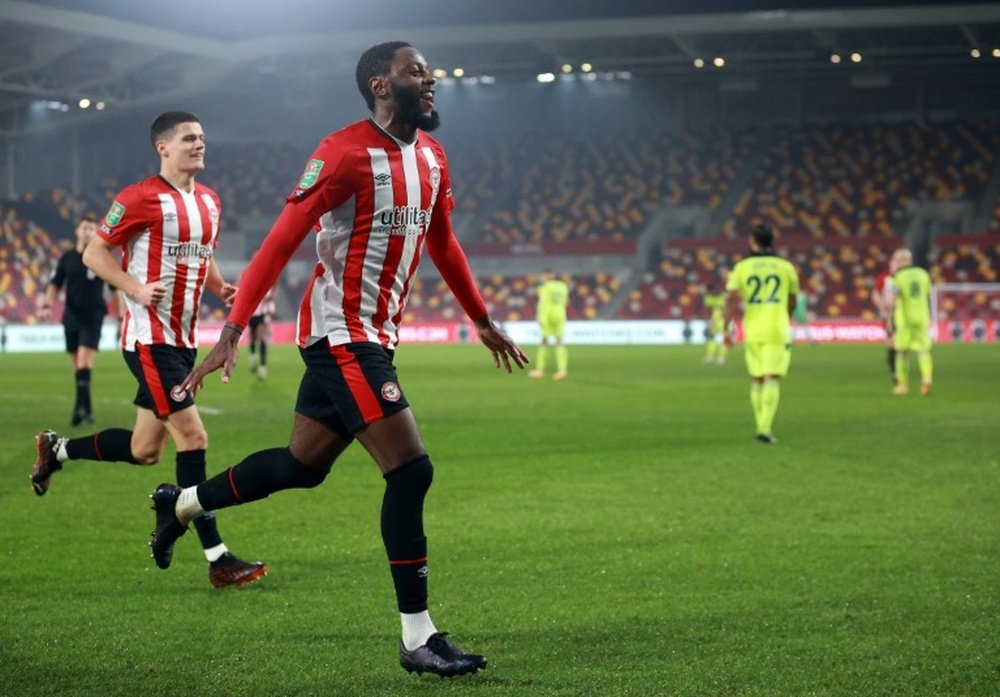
[374,172,391,187]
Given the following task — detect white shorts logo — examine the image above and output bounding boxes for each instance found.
[381,382,401,402]
[170,385,188,402]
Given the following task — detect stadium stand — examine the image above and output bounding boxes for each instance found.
[931,234,1000,284]
[477,128,757,243]
[928,233,1000,322]
[0,206,69,323]
[619,237,897,320]
[720,120,1000,238]
[6,119,1000,325]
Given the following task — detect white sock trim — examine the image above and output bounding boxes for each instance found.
[55,438,69,462]
[203,543,229,563]
[175,486,205,526]
[400,611,437,651]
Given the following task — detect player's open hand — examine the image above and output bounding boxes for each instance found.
[179,323,242,396]
[474,317,528,373]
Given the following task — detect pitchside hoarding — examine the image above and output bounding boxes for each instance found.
[3,319,997,352]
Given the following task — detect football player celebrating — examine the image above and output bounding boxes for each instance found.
[149,43,527,677]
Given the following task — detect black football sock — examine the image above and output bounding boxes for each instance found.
[259,341,267,368]
[65,429,138,463]
[74,368,91,414]
[888,348,897,384]
[381,455,434,613]
[196,447,328,511]
[249,342,257,355]
[177,449,223,550]
[79,368,92,413]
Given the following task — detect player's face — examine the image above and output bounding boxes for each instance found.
[388,48,439,131]
[157,121,206,173]
[76,220,98,246]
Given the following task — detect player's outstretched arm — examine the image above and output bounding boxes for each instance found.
[180,321,243,395]
[473,316,528,373]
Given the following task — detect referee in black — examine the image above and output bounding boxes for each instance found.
[39,215,119,426]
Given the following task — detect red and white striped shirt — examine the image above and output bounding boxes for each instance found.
[251,285,277,319]
[874,270,893,316]
[228,119,486,349]
[292,121,448,348]
[97,175,221,350]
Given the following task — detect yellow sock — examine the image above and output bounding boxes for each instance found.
[918,352,933,383]
[759,379,781,435]
[895,352,909,388]
[555,345,568,372]
[750,383,763,432]
[535,345,548,372]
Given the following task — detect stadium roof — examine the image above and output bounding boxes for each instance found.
[1,0,999,136]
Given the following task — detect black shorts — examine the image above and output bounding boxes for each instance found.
[64,312,104,352]
[295,339,409,441]
[123,344,196,417]
[249,315,268,334]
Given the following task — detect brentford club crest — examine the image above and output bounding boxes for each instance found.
[170,385,188,402]
[381,381,401,402]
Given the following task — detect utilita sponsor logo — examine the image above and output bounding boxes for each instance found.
[378,206,431,228]
[165,242,213,259]
[373,206,431,237]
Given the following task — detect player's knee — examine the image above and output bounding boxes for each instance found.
[190,428,209,451]
[384,455,433,497]
[132,447,161,466]
[175,425,208,451]
[282,449,329,489]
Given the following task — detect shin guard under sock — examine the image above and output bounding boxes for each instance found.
[382,455,434,613]
[65,429,138,463]
[196,447,328,512]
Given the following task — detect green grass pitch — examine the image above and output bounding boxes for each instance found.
[1,342,997,696]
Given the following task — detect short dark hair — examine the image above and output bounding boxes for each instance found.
[751,223,774,249]
[78,214,97,225]
[356,41,412,111]
[150,111,200,149]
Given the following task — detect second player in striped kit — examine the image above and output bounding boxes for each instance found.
[30,111,267,589]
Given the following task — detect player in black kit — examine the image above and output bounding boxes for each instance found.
[39,215,119,426]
